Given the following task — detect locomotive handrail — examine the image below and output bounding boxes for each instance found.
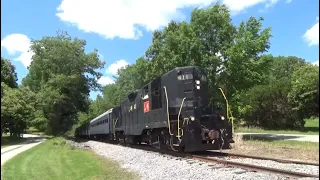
[218,88,234,134]
[177,97,186,140]
[113,118,119,135]
[163,86,173,136]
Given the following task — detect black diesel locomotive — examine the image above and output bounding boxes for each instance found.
[75,66,234,152]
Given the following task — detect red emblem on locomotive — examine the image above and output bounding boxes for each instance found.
[144,101,150,113]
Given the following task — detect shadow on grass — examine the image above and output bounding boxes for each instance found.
[237,126,319,135]
[1,136,26,147]
[301,127,319,132]
[241,135,296,142]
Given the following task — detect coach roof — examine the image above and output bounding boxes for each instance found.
[90,108,113,124]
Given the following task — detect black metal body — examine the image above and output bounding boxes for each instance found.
[75,66,233,152]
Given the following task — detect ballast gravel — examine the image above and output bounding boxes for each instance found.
[68,140,318,180]
[213,157,319,176]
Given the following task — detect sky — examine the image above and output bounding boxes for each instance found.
[1,0,319,100]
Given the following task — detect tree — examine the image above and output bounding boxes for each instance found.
[22,31,105,135]
[236,55,311,129]
[145,4,271,102]
[1,83,34,137]
[269,56,306,81]
[1,57,18,89]
[238,78,303,129]
[288,64,319,118]
[219,17,272,99]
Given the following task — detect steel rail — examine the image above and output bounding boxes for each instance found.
[189,154,319,179]
[206,151,319,166]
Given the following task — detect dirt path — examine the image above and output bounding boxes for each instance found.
[235,133,319,142]
[1,134,47,166]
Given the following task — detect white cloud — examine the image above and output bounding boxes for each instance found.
[98,76,115,85]
[56,0,283,39]
[106,59,129,75]
[312,60,319,66]
[264,0,279,8]
[303,17,319,46]
[56,0,215,40]
[1,34,34,67]
[220,0,281,14]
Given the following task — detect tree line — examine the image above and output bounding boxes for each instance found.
[1,4,318,137]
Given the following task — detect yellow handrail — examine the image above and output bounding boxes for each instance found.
[163,86,173,135]
[177,97,186,139]
[113,118,119,135]
[218,88,234,134]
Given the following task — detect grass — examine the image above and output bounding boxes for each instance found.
[1,137,138,180]
[305,117,319,128]
[1,134,27,149]
[235,117,319,135]
[229,134,319,163]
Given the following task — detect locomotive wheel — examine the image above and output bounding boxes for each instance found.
[119,133,125,144]
[126,136,138,145]
[155,134,166,150]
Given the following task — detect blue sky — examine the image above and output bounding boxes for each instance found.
[1,0,319,100]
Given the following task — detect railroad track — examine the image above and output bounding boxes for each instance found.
[190,154,319,179]
[119,144,319,179]
[73,138,319,179]
[205,151,319,166]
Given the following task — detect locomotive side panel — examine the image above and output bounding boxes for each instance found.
[122,78,168,136]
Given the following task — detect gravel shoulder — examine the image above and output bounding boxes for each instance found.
[69,140,318,180]
[1,134,47,166]
[227,134,319,163]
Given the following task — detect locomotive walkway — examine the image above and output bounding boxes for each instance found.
[1,134,47,166]
[235,133,319,143]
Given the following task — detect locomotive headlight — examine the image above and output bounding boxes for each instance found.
[196,85,200,90]
[196,80,200,85]
[220,116,225,120]
[190,116,195,121]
